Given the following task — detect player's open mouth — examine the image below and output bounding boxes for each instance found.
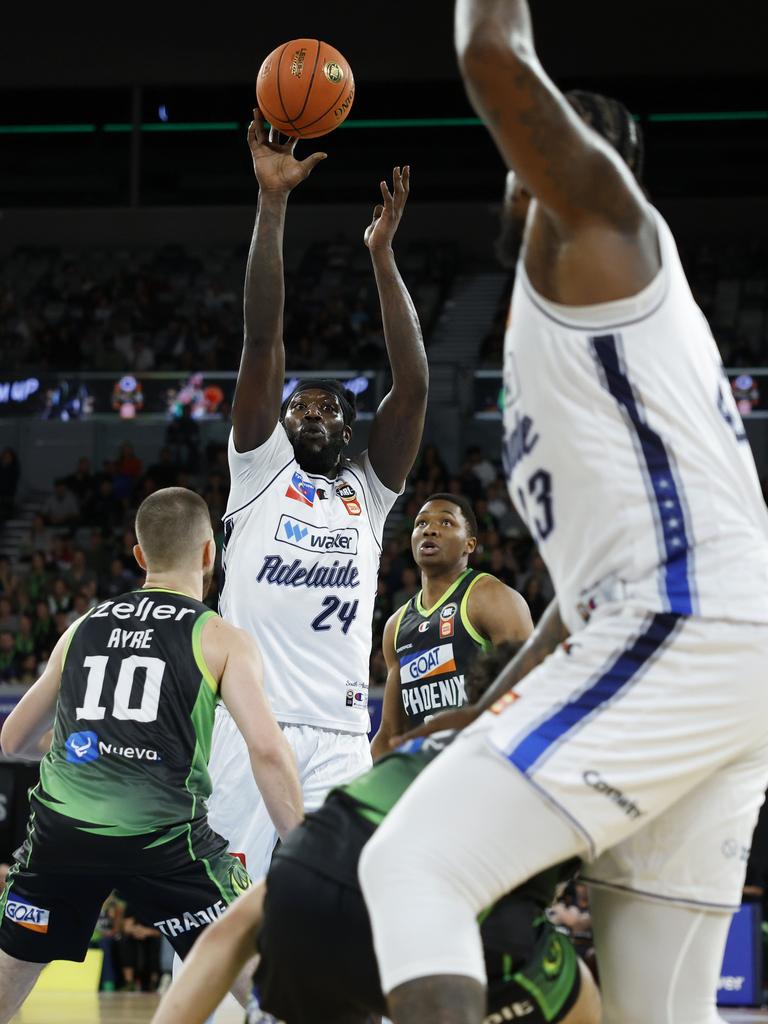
[419,542,440,554]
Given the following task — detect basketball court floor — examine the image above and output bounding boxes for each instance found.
[6,992,768,1023]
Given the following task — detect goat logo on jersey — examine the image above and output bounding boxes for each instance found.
[285,472,316,507]
[5,897,50,934]
[400,643,457,682]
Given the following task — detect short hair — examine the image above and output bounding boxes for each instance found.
[422,493,478,538]
[566,90,645,183]
[135,487,212,572]
[466,641,523,704]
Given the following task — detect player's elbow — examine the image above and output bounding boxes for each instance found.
[457,25,535,83]
[1,722,22,759]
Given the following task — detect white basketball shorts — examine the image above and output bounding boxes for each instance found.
[207,709,372,879]
[485,606,768,909]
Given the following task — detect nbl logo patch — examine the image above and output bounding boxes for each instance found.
[5,896,50,934]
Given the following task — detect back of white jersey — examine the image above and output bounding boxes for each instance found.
[504,207,768,635]
[220,425,399,732]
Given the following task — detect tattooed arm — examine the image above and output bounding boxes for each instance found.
[455,0,658,302]
[391,598,567,745]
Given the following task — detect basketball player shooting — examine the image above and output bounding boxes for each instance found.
[206,110,428,884]
[359,3,768,1023]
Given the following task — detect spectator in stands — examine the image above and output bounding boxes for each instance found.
[392,566,420,610]
[0,448,20,522]
[143,447,178,490]
[17,654,38,687]
[32,601,55,654]
[413,444,448,490]
[64,457,95,505]
[85,529,113,580]
[0,598,19,634]
[23,515,52,559]
[83,478,123,532]
[65,548,96,594]
[0,632,19,682]
[0,557,19,601]
[47,577,73,616]
[100,557,135,598]
[48,534,74,573]
[165,405,200,471]
[120,907,162,992]
[25,552,50,603]
[14,615,35,660]
[42,479,79,527]
[464,445,497,489]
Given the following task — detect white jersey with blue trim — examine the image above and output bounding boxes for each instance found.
[503,206,768,635]
[220,424,400,732]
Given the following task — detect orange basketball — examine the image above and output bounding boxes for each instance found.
[256,39,355,139]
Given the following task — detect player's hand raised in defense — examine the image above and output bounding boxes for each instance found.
[364,166,410,253]
[247,107,327,194]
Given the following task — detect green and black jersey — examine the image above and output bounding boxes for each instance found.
[22,589,223,873]
[394,568,491,727]
[270,732,581,1024]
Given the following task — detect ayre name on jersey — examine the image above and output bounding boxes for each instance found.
[92,597,196,622]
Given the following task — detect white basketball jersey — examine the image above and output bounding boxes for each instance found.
[220,425,399,733]
[504,206,768,635]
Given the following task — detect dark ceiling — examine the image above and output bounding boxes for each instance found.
[1,1,765,88]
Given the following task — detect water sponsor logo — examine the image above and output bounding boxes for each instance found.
[275,515,359,556]
[400,643,456,683]
[285,471,316,507]
[66,730,100,764]
[5,896,50,933]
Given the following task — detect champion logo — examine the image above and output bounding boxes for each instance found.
[284,521,309,543]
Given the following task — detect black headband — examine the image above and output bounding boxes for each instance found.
[281,379,357,427]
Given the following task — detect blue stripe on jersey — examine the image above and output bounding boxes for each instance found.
[591,334,694,615]
[508,612,681,775]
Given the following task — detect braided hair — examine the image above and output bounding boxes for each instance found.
[566,90,645,183]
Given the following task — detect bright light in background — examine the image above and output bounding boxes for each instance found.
[157,105,169,122]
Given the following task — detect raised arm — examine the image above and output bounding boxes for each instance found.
[233,109,327,453]
[455,0,647,236]
[206,618,303,838]
[365,167,429,492]
[370,610,408,761]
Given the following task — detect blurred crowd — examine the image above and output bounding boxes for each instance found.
[0,237,454,375]
[0,434,551,688]
[479,237,768,368]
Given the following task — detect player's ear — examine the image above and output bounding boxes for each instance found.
[466,536,477,556]
[133,544,148,571]
[203,537,216,570]
[342,425,353,446]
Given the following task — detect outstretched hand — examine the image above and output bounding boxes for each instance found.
[247,107,327,194]
[364,165,410,252]
[389,703,480,750]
